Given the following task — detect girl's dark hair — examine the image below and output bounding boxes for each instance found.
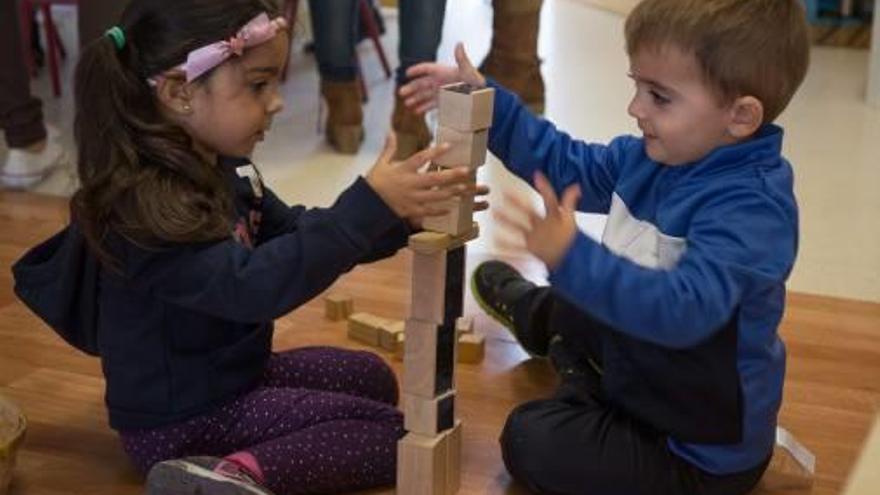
[72,0,280,265]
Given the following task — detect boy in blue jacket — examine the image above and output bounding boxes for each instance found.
[399,0,810,493]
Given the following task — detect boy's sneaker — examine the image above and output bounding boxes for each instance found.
[1,126,67,190]
[471,260,552,357]
[145,456,274,495]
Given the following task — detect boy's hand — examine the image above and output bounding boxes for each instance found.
[399,43,486,115]
[366,134,474,220]
[495,173,581,269]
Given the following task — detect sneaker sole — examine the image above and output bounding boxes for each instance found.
[145,460,272,495]
[469,271,545,359]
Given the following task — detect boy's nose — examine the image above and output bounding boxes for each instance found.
[627,96,644,120]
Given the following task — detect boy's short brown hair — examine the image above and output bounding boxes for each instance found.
[625,0,810,124]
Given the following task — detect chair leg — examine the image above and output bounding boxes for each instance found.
[359,0,391,79]
[19,0,36,76]
[280,0,299,82]
[40,4,62,97]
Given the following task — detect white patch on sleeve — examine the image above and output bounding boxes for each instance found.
[601,193,686,269]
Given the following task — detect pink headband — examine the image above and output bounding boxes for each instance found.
[157,13,288,83]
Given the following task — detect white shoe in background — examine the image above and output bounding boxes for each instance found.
[1,126,69,190]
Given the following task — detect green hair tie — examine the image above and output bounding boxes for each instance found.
[104,26,126,51]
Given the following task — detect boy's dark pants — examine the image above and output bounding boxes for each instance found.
[500,289,769,495]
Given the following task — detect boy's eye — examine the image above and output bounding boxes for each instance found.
[650,90,671,105]
[250,81,269,92]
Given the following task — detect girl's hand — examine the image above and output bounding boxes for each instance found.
[367,134,474,221]
[399,43,486,115]
[408,182,491,230]
[495,172,582,269]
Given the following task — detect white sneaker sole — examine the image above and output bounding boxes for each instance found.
[145,460,273,495]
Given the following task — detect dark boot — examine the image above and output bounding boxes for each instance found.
[480,0,546,114]
[320,79,364,154]
[391,92,431,160]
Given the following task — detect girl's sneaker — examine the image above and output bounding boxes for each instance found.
[145,456,274,495]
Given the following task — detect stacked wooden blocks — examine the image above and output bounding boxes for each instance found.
[397,83,494,495]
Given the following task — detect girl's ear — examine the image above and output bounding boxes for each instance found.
[155,70,195,118]
[726,95,764,139]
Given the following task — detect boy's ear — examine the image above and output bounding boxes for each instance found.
[155,71,195,117]
[727,96,764,139]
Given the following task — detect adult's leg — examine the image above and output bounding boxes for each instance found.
[125,386,403,494]
[0,0,45,148]
[391,0,447,160]
[262,346,399,406]
[308,0,365,153]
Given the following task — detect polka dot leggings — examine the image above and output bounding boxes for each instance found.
[119,347,404,494]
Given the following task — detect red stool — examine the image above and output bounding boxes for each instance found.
[19,0,78,98]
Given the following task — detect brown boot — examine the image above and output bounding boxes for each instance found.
[320,79,364,154]
[391,92,431,161]
[480,0,546,114]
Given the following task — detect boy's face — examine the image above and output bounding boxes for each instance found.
[627,45,737,166]
[187,34,289,159]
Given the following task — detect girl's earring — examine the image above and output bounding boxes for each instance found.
[182,103,192,113]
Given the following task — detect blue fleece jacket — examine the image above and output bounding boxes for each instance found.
[487,80,798,474]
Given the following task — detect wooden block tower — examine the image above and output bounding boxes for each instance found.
[396,83,494,495]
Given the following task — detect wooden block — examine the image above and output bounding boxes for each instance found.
[758,428,816,492]
[443,247,466,326]
[379,320,405,351]
[347,312,389,347]
[402,319,456,397]
[434,126,488,169]
[455,316,474,338]
[397,433,448,495]
[403,390,456,435]
[324,293,353,321]
[393,333,406,361]
[422,194,475,236]
[1,395,26,495]
[457,332,485,364]
[438,83,495,132]
[408,223,479,254]
[411,250,447,324]
[446,421,463,495]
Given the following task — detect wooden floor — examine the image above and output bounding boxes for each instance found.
[1,191,878,495]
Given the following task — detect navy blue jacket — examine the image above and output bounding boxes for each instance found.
[14,158,410,431]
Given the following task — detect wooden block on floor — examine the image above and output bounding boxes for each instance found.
[438,83,495,132]
[409,223,479,254]
[347,312,389,347]
[403,390,456,436]
[457,332,485,364]
[402,319,456,397]
[379,320,405,352]
[434,126,489,169]
[397,432,449,495]
[324,293,353,321]
[446,421,463,495]
[758,428,816,492]
[422,194,475,237]
[455,316,474,338]
[393,333,406,361]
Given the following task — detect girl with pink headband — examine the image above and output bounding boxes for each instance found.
[13,0,482,494]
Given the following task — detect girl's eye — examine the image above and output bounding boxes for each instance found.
[251,81,269,92]
[650,90,670,105]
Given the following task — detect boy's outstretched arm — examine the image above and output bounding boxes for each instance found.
[401,43,626,214]
[503,179,798,348]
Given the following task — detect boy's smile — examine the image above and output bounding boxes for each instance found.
[627,44,739,166]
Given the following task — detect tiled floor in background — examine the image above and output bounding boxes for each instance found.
[3,0,878,301]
